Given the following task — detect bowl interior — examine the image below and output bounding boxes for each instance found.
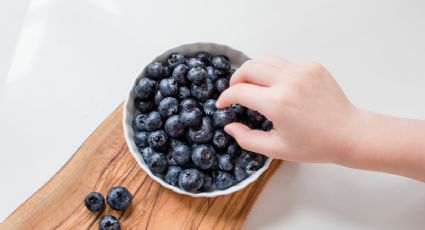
[123,42,272,197]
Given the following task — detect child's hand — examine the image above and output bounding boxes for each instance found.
[216,55,357,163]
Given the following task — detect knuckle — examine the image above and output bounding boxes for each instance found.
[241,59,255,69]
[305,61,325,75]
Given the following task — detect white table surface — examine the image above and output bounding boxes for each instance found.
[1,0,425,229]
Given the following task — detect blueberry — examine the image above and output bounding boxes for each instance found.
[84,192,105,212]
[141,147,155,161]
[106,186,132,211]
[133,113,147,131]
[154,90,164,106]
[164,115,186,138]
[178,86,191,99]
[261,119,273,131]
[234,166,246,182]
[218,154,234,171]
[212,56,231,75]
[172,64,190,85]
[192,144,216,169]
[99,215,120,230]
[178,168,204,192]
[167,153,179,166]
[134,97,153,113]
[231,104,246,116]
[191,79,213,102]
[212,108,236,127]
[187,117,214,144]
[148,130,168,149]
[203,99,217,116]
[237,151,265,171]
[168,53,186,69]
[180,107,202,127]
[247,108,265,123]
[179,98,199,111]
[195,51,211,65]
[134,131,149,148]
[212,130,229,149]
[147,62,167,80]
[169,138,184,149]
[215,171,234,190]
[206,66,218,82]
[164,166,182,186]
[159,77,179,97]
[214,77,229,94]
[217,54,230,61]
[134,78,157,99]
[147,151,168,173]
[226,142,240,157]
[145,111,162,131]
[200,173,214,192]
[187,57,207,68]
[171,144,191,166]
[158,97,179,118]
[164,65,171,77]
[188,67,207,84]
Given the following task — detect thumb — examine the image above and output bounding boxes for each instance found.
[224,123,280,158]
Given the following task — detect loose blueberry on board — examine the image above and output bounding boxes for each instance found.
[171,144,192,166]
[165,166,183,186]
[188,67,208,84]
[134,78,157,99]
[168,53,186,69]
[158,97,179,118]
[202,99,217,116]
[133,131,149,148]
[187,117,214,144]
[215,171,234,190]
[147,151,168,174]
[106,186,132,211]
[147,62,167,80]
[164,115,186,138]
[192,144,216,170]
[84,192,105,212]
[132,51,271,193]
[99,215,120,230]
[178,168,204,192]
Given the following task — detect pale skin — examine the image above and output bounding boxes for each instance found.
[216,55,425,182]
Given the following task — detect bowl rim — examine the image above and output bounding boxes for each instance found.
[123,42,272,197]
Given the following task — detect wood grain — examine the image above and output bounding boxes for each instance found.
[1,104,281,230]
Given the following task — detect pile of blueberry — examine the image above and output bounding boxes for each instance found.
[84,186,132,230]
[132,51,272,193]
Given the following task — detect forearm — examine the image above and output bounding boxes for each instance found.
[339,108,425,181]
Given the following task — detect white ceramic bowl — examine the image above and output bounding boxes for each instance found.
[123,42,272,197]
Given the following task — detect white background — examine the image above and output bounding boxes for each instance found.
[1,0,425,229]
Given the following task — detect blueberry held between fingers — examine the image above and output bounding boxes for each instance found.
[187,117,214,144]
[215,171,234,190]
[191,79,213,102]
[158,97,179,118]
[212,108,236,127]
[188,67,208,84]
[147,151,168,173]
[164,115,186,138]
[134,78,157,99]
[99,215,120,230]
[178,168,204,192]
[212,130,230,149]
[165,166,182,186]
[106,186,132,211]
[261,119,273,131]
[147,62,167,80]
[148,130,168,149]
[168,53,186,69]
[134,131,149,148]
[192,144,216,169]
[159,77,179,97]
[84,192,105,212]
[247,108,265,123]
[144,111,162,131]
[231,104,246,116]
[171,144,191,166]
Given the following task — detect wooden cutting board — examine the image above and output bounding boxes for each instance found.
[1,104,281,230]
